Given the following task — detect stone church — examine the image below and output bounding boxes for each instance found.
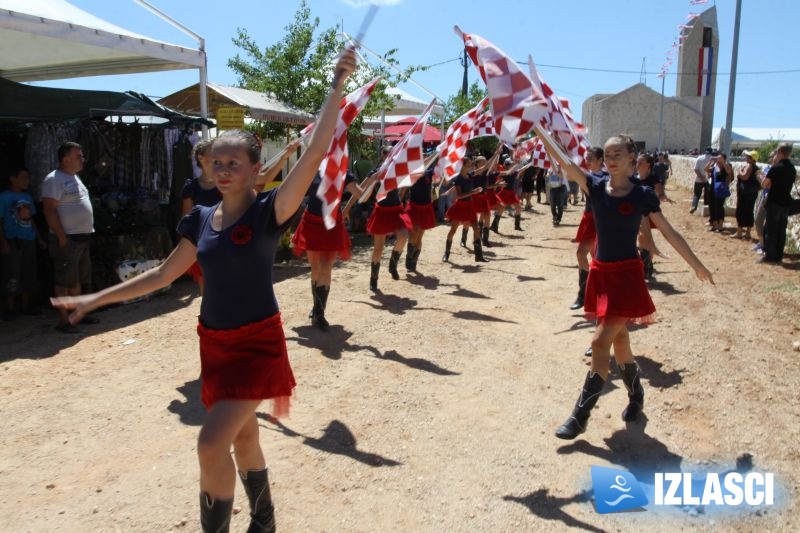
[582,6,719,152]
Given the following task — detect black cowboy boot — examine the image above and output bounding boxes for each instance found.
[490,213,501,233]
[514,214,522,231]
[412,245,422,268]
[639,248,654,280]
[405,243,417,271]
[480,225,492,248]
[474,240,489,263]
[369,262,380,291]
[555,371,606,440]
[388,250,402,280]
[619,362,644,422]
[311,283,330,331]
[460,227,468,247]
[239,469,276,533]
[570,269,589,310]
[442,239,452,262]
[200,492,233,533]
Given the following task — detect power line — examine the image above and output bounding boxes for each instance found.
[420,56,800,76]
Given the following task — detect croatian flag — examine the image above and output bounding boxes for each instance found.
[698,47,713,96]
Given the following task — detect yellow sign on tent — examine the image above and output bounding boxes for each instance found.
[216,106,246,130]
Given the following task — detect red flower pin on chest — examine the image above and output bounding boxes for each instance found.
[231,224,253,245]
[617,202,635,216]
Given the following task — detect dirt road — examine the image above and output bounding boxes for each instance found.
[1,185,798,532]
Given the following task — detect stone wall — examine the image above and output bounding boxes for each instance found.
[669,155,799,251]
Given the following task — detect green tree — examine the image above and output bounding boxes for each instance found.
[228,0,426,160]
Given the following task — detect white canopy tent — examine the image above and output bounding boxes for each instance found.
[0,0,208,128]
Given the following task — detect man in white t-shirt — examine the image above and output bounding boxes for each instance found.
[41,142,98,333]
[691,147,715,213]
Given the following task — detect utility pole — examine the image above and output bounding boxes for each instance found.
[461,47,468,97]
[721,0,742,155]
[640,57,646,85]
[658,74,666,151]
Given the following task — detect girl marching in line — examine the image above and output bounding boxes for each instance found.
[404,152,440,273]
[538,132,713,440]
[569,146,604,310]
[442,157,488,263]
[181,139,220,293]
[461,146,502,249]
[52,49,357,533]
[361,149,413,291]
[491,157,529,233]
[292,170,363,330]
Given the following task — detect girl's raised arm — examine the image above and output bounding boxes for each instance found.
[274,49,357,225]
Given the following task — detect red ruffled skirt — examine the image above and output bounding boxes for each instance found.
[197,312,296,417]
[291,210,351,261]
[498,188,520,206]
[472,192,491,214]
[367,204,413,235]
[574,211,597,243]
[445,199,478,224]
[405,201,437,230]
[186,262,203,283]
[487,190,501,210]
[584,258,655,325]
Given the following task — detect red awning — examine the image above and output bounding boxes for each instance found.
[383,117,442,142]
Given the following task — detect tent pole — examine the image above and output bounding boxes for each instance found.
[199,45,209,139]
[132,0,209,137]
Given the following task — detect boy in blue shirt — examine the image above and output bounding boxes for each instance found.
[0,167,46,319]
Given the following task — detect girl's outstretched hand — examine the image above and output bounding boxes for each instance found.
[51,295,93,325]
[695,265,715,285]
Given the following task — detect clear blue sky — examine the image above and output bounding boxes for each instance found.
[35,0,800,129]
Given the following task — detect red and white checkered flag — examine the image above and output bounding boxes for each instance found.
[527,56,590,170]
[513,138,537,162]
[305,77,381,229]
[471,108,495,139]
[435,97,488,181]
[455,27,549,145]
[531,137,551,169]
[376,99,437,200]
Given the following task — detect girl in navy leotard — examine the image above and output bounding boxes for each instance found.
[570,146,604,311]
[442,158,488,263]
[51,50,357,533]
[292,171,363,330]
[181,139,220,293]
[404,154,439,273]
[538,133,713,441]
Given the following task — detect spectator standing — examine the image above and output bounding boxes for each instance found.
[732,150,761,240]
[0,167,46,319]
[547,165,568,226]
[753,151,775,254]
[691,147,714,213]
[41,142,98,333]
[761,143,797,264]
[705,153,733,233]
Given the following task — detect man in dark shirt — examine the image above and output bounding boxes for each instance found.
[762,143,797,263]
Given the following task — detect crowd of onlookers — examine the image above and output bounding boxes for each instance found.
[691,143,798,265]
